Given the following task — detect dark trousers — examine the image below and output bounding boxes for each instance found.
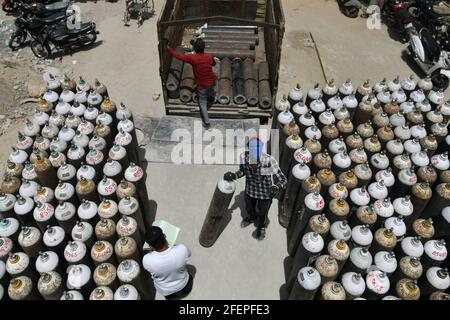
[244,193,272,229]
[164,274,194,300]
[197,81,216,125]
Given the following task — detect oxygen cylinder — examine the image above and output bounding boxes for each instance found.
[76,164,97,182]
[280,162,310,228]
[410,218,435,240]
[116,103,133,122]
[15,132,34,156]
[48,111,66,129]
[314,255,339,284]
[394,278,420,300]
[33,155,58,189]
[370,228,397,255]
[117,259,153,299]
[64,240,93,269]
[304,138,322,157]
[5,162,23,180]
[431,152,450,175]
[66,263,94,297]
[17,226,43,258]
[91,241,116,266]
[321,124,339,149]
[95,219,117,244]
[6,252,38,281]
[286,232,324,293]
[318,110,335,129]
[422,239,447,268]
[368,180,388,200]
[71,221,95,248]
[0,218,20,244]
[66,144,86,170]
[338,170,358,191]
[341,246,372,276]
[350,225,373,248]
[323,220,352,251]
[89,135,107,157]
[396,237,424,259]
[21,163,38,184]
[35,251,65,275]
[429,291,449,300]
[353,96,376,127]
[390,256,422,284]
[353,163,372,188]
[85,148,106,177]
[103,159,123,183]
[327,198,350,223]
[43,226,67,256]
[332,152,351,175]
[37,271,63,300]
[327,96,344,111]
[114,284,140,300]
[89,285,114,300]
[97,199,119,222]
[76,178,99,204]
[97,177,118,202]
[77,200,99,226]
[417,166,437,185]
[77,118,95,137]
[72,131,90,152]
[0,193,16,219]
[124,163,150,224]
[117,216,143,248]
[93,263,119,291]
[350,205,377,228]
[356,80,372,103]
[327,239,350,272]
[419,267,450,296]
[114,236,140,263]
[8,276,40,300]
[289,266,321,300]
[57,163,77,186]
[298,112,315,137]
[116,180,137,200]
[317,169,336,196]
[318,281,346,300]
[115,128,139,166]
[86,90,102,109]
[362,269,390,300]
[390,167,417,200]
[322,80,337,103]
[306,84,322,106]
[423,183,450,219]
[71,101,87,117]
[349,148,368,167]
[1,176,21,195]
[33,202,56,233]
[440,170,450,183]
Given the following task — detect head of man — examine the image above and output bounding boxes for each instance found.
[248,137,264,167]
[146,226,168,251]
[190,38,205,53]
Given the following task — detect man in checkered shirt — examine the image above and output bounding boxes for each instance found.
[224,137,287,241]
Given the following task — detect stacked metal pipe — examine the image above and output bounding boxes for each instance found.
[0,76,152,300]
[276,76,450,300]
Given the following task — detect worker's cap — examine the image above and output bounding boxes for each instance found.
[248,137,264,161]
[145,226,166,248]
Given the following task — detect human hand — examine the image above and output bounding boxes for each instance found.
[224,172,237,181]
[269,185,280,199]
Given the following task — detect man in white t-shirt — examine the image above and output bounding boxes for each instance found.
[142,226,193,299]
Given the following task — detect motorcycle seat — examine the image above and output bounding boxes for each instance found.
[36,12,66,24]
[44,1,70,12]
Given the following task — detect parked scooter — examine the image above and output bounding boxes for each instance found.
[8,10,68,50]
[30,20,98,58]
[406,23,450,90]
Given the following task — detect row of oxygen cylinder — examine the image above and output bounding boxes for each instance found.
[271,76,450,300]
[0,75,152,300]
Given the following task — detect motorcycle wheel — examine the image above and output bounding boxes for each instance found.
[431,71,450,91]
[2,1,17,13]
[31,41,51,59]
[81,33,97,46]
[8,31,27,50]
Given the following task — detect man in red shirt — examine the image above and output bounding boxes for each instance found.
[166,38,216,129]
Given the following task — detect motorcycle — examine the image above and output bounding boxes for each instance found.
[337,0,380,18]
[2,0,57,14]
[8,10,68,50]
[406,23,450,90]
[30,20,98,58]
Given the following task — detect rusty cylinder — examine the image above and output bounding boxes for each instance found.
[179,63,196,103]
[165,47,184,99]
[243,58,258,106]
[231,58,246,105]
[258,61,272,109]
[217,57,232,105]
